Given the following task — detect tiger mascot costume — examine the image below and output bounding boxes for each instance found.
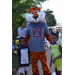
[25,7,52,75]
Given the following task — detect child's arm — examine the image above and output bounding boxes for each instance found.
[17,56,20,68]
[53,45,62,63]
[50,46,52,68]
[17,48,20,68]
[50,55,52,68]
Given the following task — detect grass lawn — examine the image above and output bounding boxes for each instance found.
[12,50,19,71]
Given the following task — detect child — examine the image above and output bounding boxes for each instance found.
[50,32,62,75]
[17,37,30,75]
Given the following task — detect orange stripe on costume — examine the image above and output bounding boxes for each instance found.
[45,33,51,43]
[30,51,52,75]
[28,7,41,13]
[25,35,30,45]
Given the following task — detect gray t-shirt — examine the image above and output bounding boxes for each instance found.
[25,21,49,52]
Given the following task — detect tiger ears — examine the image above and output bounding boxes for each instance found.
[28,7,41,13]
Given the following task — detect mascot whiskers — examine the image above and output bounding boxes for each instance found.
[25,7,53,75]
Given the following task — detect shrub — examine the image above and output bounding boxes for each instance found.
[12,39,14,43]
[13,33,18,41]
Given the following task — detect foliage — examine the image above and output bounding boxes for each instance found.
[44,9,57,26]
[13,33,18,41]
[56,23,60,26]
[12,39,14,43]
[12,51,18,71]
[12,0,48,29]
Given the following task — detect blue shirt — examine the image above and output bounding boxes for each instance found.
[25,21,49,52]
[12,43,16,51]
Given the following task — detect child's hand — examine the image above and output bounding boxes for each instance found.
[53,58,57,63]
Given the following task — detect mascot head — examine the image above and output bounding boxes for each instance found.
[26,7,46,23]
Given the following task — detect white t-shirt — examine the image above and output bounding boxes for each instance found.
[18,27,27,38]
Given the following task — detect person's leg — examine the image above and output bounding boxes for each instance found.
[25,71,27,75]
[30,51,40,75]
[55,68,57,75]
[20,73,23,75]
[39,50,52,75]
[25,66,29,75]
[19,67,24,75]
[56,65,62,75]
[57,70,61,75]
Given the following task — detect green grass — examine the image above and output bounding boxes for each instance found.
[12,50,19,71]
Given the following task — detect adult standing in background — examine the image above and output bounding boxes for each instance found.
[17,22,30,46]
[18,22,28,38]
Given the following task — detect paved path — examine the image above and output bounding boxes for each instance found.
[14,48,57,75]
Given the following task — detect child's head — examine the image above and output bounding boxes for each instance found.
[51,32,59,45]
[19,37,25,46]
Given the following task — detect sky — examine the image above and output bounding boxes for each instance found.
[41,0,62,24]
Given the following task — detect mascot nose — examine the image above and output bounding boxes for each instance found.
[33,13,38,20]
[34,16,38,19]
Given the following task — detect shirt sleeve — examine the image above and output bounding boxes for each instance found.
[17,47,20,56]
[25,25,30,36]
[44,23,49,35]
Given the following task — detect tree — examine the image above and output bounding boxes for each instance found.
[12,0,49,30]
[44,9,57,26]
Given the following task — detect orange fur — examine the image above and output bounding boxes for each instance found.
[26,7,52,75]
[27,7,41,18]
[25,35,30,45]
[28,7,41,13]
[30,50,52,75]
[45,33,51,43]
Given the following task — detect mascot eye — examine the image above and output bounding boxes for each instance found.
[36,10,39,12]
[31,11,34,14]
[36,10,39,13]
